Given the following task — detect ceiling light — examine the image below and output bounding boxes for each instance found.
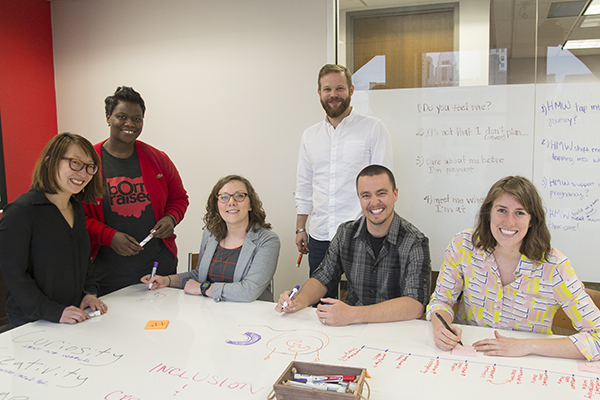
[585,0,600,15]
[581,15,600,27]
[564,39,600,49]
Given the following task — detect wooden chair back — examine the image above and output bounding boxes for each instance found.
[421,271,460,320]
[552,287,600,335]
[188,253,199,271]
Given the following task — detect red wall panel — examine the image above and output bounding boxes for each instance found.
[0,0,57,203]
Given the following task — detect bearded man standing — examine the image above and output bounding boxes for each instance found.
[295,64,394,299]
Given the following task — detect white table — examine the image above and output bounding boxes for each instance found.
[0,284,597,399]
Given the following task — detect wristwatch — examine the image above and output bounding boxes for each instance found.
[295,228,306,234]
[200,281,211,297]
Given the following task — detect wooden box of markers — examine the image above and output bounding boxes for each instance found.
[272,361,367,400]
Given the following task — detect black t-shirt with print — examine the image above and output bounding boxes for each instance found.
[95,146,176,296]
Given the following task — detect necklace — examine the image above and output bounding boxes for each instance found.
[57,202,72,212]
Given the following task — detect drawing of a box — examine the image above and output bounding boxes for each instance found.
[271,361,367,400]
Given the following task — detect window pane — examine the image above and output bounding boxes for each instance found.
[338,0,600,283]
[340,0,600,87]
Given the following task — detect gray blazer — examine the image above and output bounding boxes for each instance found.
[178,227,280,302]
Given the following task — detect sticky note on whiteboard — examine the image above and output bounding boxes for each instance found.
[578,361,600,374]
[451,344,477,357]
[145,320,169,330]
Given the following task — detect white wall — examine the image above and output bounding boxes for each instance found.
[51,0,330,298]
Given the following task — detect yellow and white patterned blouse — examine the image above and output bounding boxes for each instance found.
[426,229,600,361]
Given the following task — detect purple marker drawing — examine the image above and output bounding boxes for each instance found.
[226,332,261,346]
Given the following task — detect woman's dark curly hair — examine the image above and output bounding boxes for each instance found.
[105,86,146,117]
[204,175,271,241]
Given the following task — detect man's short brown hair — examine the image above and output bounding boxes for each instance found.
[318,64,353,90]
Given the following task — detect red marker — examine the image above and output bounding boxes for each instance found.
[293,373,356,383]
[296,246,306,267]
[139,230,156,247]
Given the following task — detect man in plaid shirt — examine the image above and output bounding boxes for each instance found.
[277,165,431,326]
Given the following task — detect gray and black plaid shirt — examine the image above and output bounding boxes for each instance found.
[313,213,431,307]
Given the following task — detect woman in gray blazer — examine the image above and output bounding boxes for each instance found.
[142,175,280,302]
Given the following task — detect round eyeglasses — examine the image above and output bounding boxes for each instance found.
[216,192,248,203]
[62,157,99,175]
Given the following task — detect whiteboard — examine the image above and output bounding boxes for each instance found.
[353,85,535,274]
[534,83,600,282]
[353,83,600,282]
[0,286,365,399]
[340,320,600,400]
[0,285,598,399]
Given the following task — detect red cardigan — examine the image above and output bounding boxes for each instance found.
[84,140,189,260]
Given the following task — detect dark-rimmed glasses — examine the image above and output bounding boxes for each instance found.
[62,157,99,175]
[216,192,248,203]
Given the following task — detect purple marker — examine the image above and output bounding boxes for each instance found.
[148,261,158,290]
[281,285,300,309]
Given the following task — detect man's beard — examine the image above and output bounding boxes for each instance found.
[320,96,351,118]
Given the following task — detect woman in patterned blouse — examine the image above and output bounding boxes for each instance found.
[427,176,600,361]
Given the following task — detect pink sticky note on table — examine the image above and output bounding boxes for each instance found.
[578,361,600,374]
[452,344,477,357]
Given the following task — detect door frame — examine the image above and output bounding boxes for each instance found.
[345,2,461,78]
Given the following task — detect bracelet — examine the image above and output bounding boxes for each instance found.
[295,228,306,234]
[166,214,177,226]
[167,275,172,287]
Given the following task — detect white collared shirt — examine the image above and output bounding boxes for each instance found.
[295,107,393,241]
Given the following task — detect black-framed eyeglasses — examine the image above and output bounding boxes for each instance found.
[62,157,99,175]
[216,192,248,203]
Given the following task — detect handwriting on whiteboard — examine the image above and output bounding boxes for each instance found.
[0,393,30,400]
[12,330,123,366]
[0,330,127,390]
[540,99,600,127]
[147,363,264,396]
[339,345,600,398]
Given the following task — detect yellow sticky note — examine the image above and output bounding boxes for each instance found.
[145,320,169,330]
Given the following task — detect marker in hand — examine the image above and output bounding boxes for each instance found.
[296,252,303,268]
[281,285,300,309]
[148,261,158,290]
[435,312,463,346]
[139,230,156,247]
[85,307,101,318]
